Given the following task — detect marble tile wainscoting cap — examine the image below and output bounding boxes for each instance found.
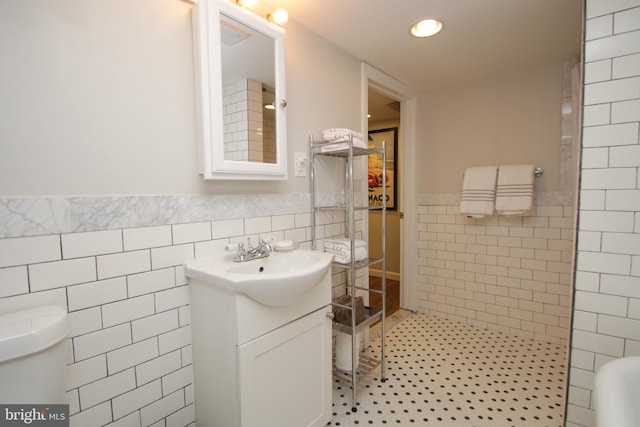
[0,194,310,239]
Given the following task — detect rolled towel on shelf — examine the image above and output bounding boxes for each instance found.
[324,238,367,250]
[324,239,368,264]
[460,166,498,218]
[329,247,368,264]
[320,128,367,152]
[320,139,367,152]
[495,164,535,216]
[322,128,364,141]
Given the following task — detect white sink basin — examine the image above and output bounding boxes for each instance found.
[595,356,640,427]
[184,249,334,306]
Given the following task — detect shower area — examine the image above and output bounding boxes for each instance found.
[407,57,580,419]
[415,57,581,349]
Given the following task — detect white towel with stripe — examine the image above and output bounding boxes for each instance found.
[495,164,535,216]
[460,166,497,218]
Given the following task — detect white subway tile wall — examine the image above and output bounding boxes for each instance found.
[567,1,640,426]
[0,234,62,267]
[417,204,574,346]
[0,210,349,426]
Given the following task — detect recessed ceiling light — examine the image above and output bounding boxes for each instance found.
[410,18,443,38]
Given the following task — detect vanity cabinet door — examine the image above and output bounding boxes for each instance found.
[237,306,332,427]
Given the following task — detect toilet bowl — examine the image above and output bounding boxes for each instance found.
[0,305,68,404]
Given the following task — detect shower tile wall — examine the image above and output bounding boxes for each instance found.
[0,194,352,426]
[415,55,579,349]
[417,200,574,346]
[223,78,264,162]
[568,1,640,426]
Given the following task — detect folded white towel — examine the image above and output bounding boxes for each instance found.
[324,239,368,264]
[322,128,364,141]
[320,137,367,153]
[324,238,367,250]
[327,246,368,264]
[460,166,497,218]
[495,164,535,216]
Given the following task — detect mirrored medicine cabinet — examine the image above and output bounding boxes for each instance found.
[192,0,287,180]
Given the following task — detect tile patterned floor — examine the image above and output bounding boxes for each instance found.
[329,312,567,426]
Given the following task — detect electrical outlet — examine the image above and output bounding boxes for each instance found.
[295,152,307,177]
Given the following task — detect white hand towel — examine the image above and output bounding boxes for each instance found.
[322,128,364,141]
[495,164,535,216]
[324,239,367,251]
[320,137,367,152]
[460,166,497,218]
[324,239,368,264]
[328,246,368,264]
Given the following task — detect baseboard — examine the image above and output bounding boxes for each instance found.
[369,269,400,281]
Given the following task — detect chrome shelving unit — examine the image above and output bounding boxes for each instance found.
[309,134,387,412]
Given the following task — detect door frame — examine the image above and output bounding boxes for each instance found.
[361,63,418,312]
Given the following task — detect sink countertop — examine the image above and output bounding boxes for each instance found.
[184,249,334,306]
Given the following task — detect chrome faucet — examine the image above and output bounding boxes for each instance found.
[234,238,272,262]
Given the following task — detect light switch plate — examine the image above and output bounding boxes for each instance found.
[295,152,307,177]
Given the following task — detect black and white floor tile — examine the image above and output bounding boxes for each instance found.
[329,312,567,426]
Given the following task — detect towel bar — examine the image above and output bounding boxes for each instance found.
[462,166,544,177]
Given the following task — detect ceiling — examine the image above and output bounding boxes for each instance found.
[263,0,583,94]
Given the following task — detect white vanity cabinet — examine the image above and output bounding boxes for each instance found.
[188,265,333,427]
[237,307,331,426]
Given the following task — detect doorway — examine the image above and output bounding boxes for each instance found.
[367,87,401,317]
[360,63,417,313]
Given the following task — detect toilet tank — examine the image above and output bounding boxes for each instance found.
[0,306,68,404]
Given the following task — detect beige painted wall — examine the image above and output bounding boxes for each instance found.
[0,0,361,196]
[416,62,564,194]
[0,3,368,423]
